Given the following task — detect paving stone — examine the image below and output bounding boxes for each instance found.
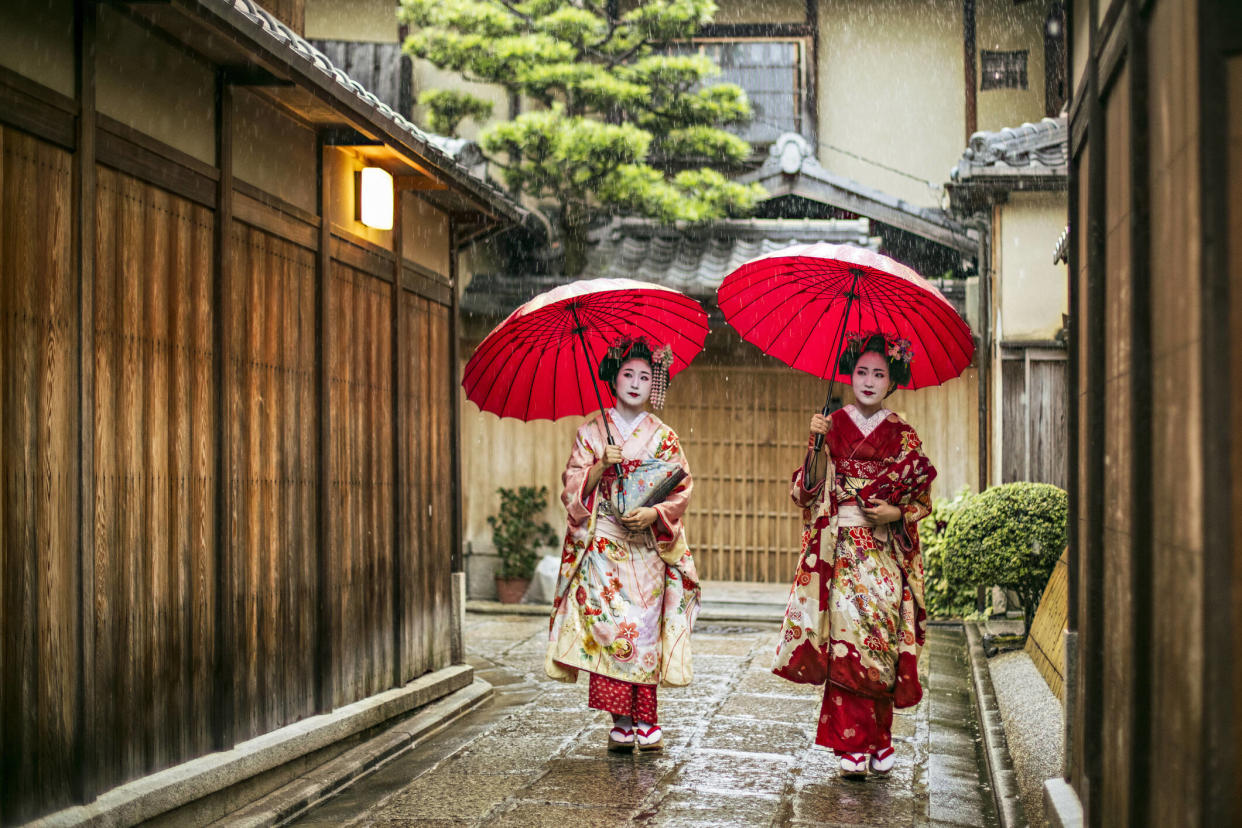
[520,758,675,807]
[667,750,795,797]
[640,789,783,827]
[734,667,822,698]
[489,803,635,827]
[689,633,767,657]
[715,692,822,724]
[698,716,814,756]
[369,771,531,820]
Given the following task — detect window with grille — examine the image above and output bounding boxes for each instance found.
[980,49,1029,90]
[662,38,811,147]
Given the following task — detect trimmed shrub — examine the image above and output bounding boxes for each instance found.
[488,485,558,580]
[919,487,979,619]
[942,482,1068,634]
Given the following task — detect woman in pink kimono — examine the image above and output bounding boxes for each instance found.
[773,333,936,779]
[545,336,699,752]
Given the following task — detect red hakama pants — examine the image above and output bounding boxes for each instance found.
[588,673,658,723]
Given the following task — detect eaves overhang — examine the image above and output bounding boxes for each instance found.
[117,0,525,238]
[740,134,979,256]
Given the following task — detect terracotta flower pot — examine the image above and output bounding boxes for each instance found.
[495,576,531,604]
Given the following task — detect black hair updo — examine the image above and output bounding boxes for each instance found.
[837,333,913,388]
[598,337,654,386]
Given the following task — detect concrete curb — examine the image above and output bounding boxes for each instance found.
[964,621,1028,828]
[217,678,494,827]
[28,666,477,828]
[466,600,785,625]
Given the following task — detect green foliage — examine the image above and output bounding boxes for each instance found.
[942,482,1068,634]
[399,0,765,272]
[488,485,558,580]
[919,487,979,619]
[417,90,494,135]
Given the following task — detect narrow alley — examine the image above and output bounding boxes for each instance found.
[289,614,997,827]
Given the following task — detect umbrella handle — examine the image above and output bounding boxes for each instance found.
[813,269,862,454]
[569,305,626,503]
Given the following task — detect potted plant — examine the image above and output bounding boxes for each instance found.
[488,485,558,604]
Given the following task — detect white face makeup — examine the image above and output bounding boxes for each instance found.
[851,351,892,413]
[613,358,653,413]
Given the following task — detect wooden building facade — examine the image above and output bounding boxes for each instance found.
[0,0,519,823]
[1053,0,1241,824]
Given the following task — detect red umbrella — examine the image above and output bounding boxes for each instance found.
[717,243,973,449]
[717,242,973,388]
[462,278,708,429]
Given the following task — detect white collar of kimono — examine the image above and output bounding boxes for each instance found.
[607,407,647,442]
[846,404,891,438]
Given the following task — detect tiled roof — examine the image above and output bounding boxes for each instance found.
[741,134,978,255]
[461,217,880,316]
[950,116,1069,182]
[211,0,523,222]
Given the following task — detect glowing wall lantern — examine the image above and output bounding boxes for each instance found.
[356,166,394,230]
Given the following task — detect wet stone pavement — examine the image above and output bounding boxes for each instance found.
[291,614,998,827]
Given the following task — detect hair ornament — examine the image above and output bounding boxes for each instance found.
[597,335,674,409]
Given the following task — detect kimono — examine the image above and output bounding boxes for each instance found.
[772,405,936,754]
[545,409,700,717]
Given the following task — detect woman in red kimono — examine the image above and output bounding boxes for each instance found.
[772,332,936,779]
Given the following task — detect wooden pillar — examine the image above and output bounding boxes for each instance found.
[211,70,235,751]
[449,221,463,577]
[391,187,405,687]
[1125,2,1153,818]
[1081,0,1106,814]
[1198,0,1236,820]
[314,135,336,712]
[73,0,97,803]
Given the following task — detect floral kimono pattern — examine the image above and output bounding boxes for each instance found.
[546,410,700,688]
[772,406,935,753]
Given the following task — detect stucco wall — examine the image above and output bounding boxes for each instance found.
[996,190,1068,341]
[0,0,74,97]
[232,89,318,213]
[816,0,964,209]
[715,0,804,24]
[976,0,1050,131]
[305,0,398,42]
[96,5,216,165]
[404,195,451,278]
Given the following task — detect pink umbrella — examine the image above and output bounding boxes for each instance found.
[462,278,708,433]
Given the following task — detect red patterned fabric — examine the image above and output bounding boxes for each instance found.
[588,672,658,723]
[817,686,893,754]
[774,406,936,739]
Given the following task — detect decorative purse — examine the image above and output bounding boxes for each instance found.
[605,459,686,515]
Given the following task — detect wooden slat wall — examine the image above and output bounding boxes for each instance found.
[227,223,318,741]
[0,126,78,824]
[92,165,216,793]
[463,359,979,585]
[0,122,461,821]
[400,292,453,680]
[327,262,395,706]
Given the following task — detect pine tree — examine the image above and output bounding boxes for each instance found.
[399,0,766,273]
